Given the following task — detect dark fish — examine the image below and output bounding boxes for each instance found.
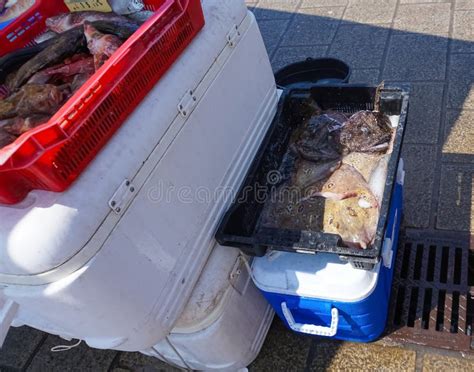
[8,28,86,91]
[84,22,123,70]
[0,129,16,148]
[28,56,95,85]
[1,115,50,136]
[337,110,393,153]
[0,84,8,100]
[46,11,135,33]
[71,72,94,93]
[292,114,342,162]
[0,84,69,120]
[91,20,140,40]
[0,37,60,84]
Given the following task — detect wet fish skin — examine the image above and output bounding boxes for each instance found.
[342,152,383,181]
[28,56,95,85]
[338,110,393,153]
[46,11,135,33]
[0,129,16,148]
[8,28,86,91]
[294,114,342,162]
[323,197,379,249]
[91,20,140,40]
[84,22,123,70]
[1,115,50,136]
[0,84,69,120]
[306,164,379,209]
[292,158,341,190]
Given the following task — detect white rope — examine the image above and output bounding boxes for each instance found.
[50,339,82,353]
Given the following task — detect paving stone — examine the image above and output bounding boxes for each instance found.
[436,164,473,231]
[309,341,417,371]
[253,0,299,20]
[272,46,328,72]
[382,34,448,81]
[349,69,380,84]
[423,351,474,370]
[281,7,345,46]
[249,318,312,372]
[27,336,117,372]
[393,3,451,37]
[452,10,474,53]
[403,83,444,145]
[401,144,437,229]
[442,110,474,163]
[447,54,474,109]
[344,0,397,24]
[117,352,180,372]
[257,19,290,56]
[0,326,45,370]
[301,0,349,7]
[327,23,390,69]
[455,0,474,10]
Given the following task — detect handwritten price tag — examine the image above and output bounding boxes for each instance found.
[64,0,113,12]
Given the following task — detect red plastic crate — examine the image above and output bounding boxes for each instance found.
[0,0,205,204]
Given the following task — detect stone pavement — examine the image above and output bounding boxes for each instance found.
[1,0,474,370]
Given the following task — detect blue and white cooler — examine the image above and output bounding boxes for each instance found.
[251,162,405,342]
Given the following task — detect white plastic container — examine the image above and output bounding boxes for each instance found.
[143,245,274,371]
[0,1,277,352]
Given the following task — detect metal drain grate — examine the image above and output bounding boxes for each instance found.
[385,231,473,352]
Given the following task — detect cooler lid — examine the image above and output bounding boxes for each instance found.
[252,252,380,303]
[0,0,248,279]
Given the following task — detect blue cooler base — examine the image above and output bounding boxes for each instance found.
[254,177,403,343]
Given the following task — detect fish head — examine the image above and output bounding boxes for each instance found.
[45,13,69,33]
[339,111,393,153]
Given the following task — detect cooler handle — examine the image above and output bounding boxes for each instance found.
[281,302,338,337]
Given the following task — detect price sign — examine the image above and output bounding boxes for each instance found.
[64,0,113,12]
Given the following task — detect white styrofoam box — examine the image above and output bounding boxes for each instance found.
[143,246,274,371]
[0,4,277,351]
[0,0,248,278]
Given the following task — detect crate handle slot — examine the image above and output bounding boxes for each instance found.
[281,302,338,337]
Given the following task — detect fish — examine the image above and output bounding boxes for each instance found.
[46,11,135,33]
[369,154,390,205]
[292,158,341,190]
[323,197,379,249]
[0,129,16,148]
[305,164,379,209]
[84,22,123,70]
[0,37,61,84]
[8,28,86,91]
[27,56,95,85]
[34,30,58,44]
[337,110,393,153]
[292,114,342,162]
[70,72,94,93]
[321,111,348,132]
[91,20,140,40]
[126,10,154,24]
[342,152,383,181]
[0,84,69,120]
[1,115,49,136]
[0,84,8,99]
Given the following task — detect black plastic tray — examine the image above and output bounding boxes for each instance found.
[216,83,410,266]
